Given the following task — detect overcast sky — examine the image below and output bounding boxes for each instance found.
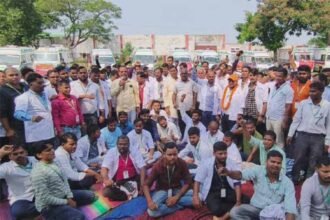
[111,0,310,45]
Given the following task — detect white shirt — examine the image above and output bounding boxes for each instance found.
[139,82,159,109]
[98,80,111,118]
[195,157,241,201]
[76,135,107,165]
[178,140,213,166]
[157,121,181,143]
[0,157,37,205]
[243,82,269,113]
[222,86,245,121]
[44,84,57,100]
[180,110,207,143]
[15,90,55,143]
[150,109,169,122]
[55,146,89,181]
[102,147,145,180]
[227,142,242,165]
[174,79,198,111]
[215,74,229,92]
[107,79,117,108]
[127,129,154,157]
[70,79,105,114]
[203,131,224,151]
[197,79,221,115]
[238,79,250,99]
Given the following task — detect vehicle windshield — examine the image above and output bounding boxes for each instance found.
[33,53,59,62]
[294,54,312,61]
[174,56,191,62]
[203,56,219,64]
[254,57,273,64]
[98,56,115,64]
[133,55,155,64]
[0,54,20,65]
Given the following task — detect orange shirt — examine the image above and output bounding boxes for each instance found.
[291,80,311,116]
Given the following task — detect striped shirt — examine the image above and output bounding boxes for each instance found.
[31,161,73,212]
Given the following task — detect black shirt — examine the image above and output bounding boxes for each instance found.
[0,83,28,130]
[210,165,231,193]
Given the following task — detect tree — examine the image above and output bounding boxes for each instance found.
[236,0,330,52]
[36,0,121,49]
[0,0,43,46]
[119,43,134,64]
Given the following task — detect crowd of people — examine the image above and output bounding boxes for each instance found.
[0,52,329,220]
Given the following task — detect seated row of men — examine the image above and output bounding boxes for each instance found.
[0,132,329,220]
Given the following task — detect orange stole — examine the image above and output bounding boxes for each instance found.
[291,80,311,116]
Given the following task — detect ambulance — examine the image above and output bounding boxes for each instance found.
[33,45,73,76]
[132,48,156,70]
[0,46,34,71]
[91,49,116,68]
[200,50,220,68]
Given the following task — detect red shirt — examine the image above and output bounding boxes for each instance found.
[51,94,84,133]
[114,155,137,181]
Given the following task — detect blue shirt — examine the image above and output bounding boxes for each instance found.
[100,127,122,149]
[266,82,293,120]
[323,85,330,102]
[117,121,133,135]
[241,165,297,214]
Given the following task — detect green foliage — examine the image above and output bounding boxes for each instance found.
[119,43,134,64]
[36,0,121,48]
[0,0,43,46]
[236,0,330,52]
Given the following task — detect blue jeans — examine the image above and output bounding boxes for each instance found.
[147,189,193,218]
[202,111,215,127]
[41,190,96,220]
[63,126,82,139]
[11,199,39,219]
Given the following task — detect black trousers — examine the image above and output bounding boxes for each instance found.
[221,114,236,133]
[206,189,249,217]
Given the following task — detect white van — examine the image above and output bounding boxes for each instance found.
[91,49,116,68]
[0,46,34,71]
[33,46,73,76]
[242,51,274,70]
[132,48,156,70]
[200,50,220,68]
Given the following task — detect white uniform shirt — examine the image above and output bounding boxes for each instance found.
[157,121,181,143]
[197,79,221,115]
[44,84,57,100]
[70,80,105,115]
[0,157,37,205]
[178,140,213,166]
[203,131,224,151]
[76,135,107,165]
[195,157,241,201]
[55,146,89,181]
[180,110,207,143]
[15,90,55,143]
[102,147,145,180]
[227,142,242,165]
[127,129,154,157]
[139,82,159,109]
[222,87,245,121]
[98,80,112,118]
[174,79,198,111]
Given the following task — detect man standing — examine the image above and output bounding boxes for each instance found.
[288,81,330,183]
[300,156,330,219]
[172,63,198,134]
[265,67,293,147]
[193,142,247,220]
[0,145,39,219]
[52,80,85,139]
[137,72,157,109]
[154,67,165,106]
[197,70,221,127]
[0,68,28,146]
[143,142,193,218]
[44,69,59,100]
[227,151,297,220]
[290,65,312,117]
[70,66,105,126]
[14,73,55,155]
[163,65,179,123]
[221,74,245,132]
[111,65,140,123]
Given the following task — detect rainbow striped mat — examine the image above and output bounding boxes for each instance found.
[79,184,124,220]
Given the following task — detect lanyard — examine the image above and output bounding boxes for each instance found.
[6,83,24,95]
[79,81,91,94]
[18,161,33,174]
[194,143,201,162]
[65,98,78,113]
[120,155,129,169]
[214,163,226,185]
[167,165,175,189]
[42,163,65,183]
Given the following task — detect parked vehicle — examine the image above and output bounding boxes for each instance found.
[241,51,274,70]
[200,50,220,68]
[132,48,156,70]
[33,45,73,76]
[0,46,34,71]
[91,49,116,68]
[172,49,193,69]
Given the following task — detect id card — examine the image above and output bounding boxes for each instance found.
[168,189,173,197]
[220,188,226,198]
[76,115,80,124]
[123,170,129,179]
